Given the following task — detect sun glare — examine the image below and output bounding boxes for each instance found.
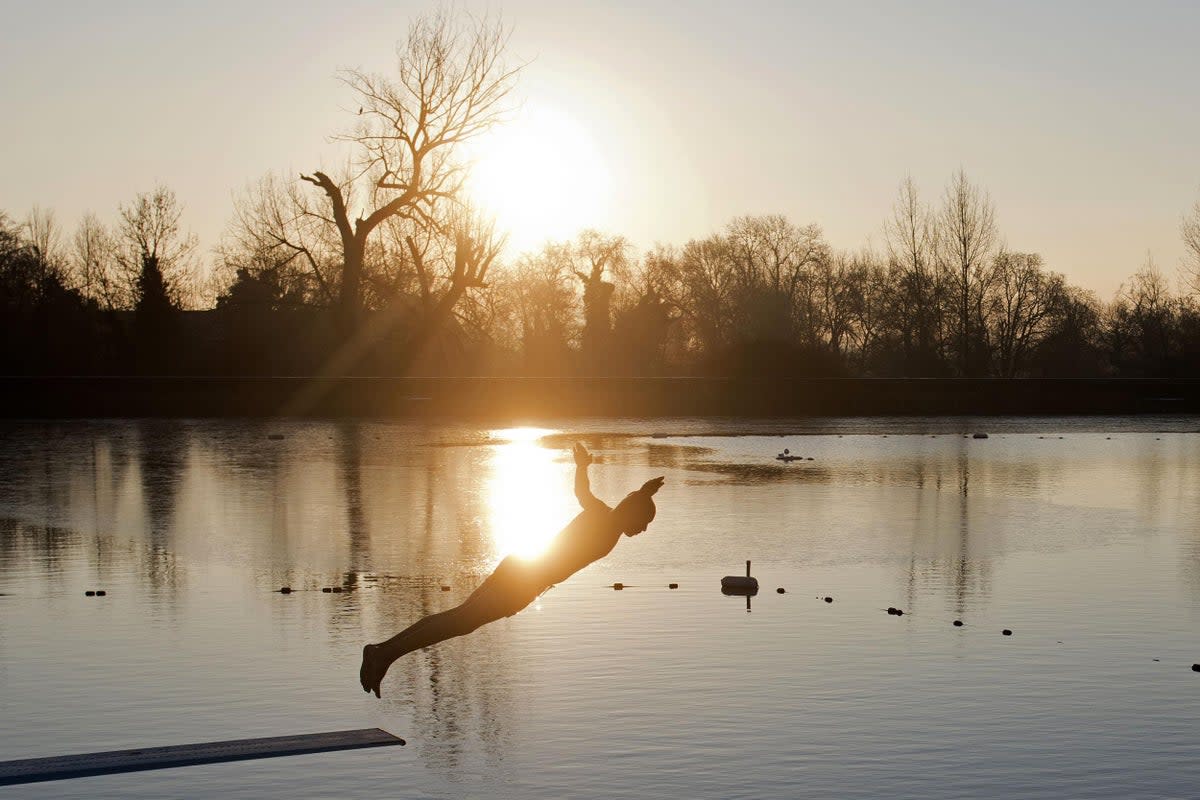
[485,430,573,563]
[491,426,555,443]
[467,103,613,254]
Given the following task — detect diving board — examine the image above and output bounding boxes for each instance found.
[0,727,405,787]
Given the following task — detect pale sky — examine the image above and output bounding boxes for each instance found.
[2,0,1198,298]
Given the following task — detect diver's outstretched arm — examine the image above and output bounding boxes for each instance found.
[573,443,606,511]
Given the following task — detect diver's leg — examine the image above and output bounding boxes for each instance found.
[361,600,500,697]
[385,605,491,657]
[370,579,498,662]
[359,610,446,695]
[375,610,444,650]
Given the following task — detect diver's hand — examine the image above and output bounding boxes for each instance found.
[640,476,665,496]
[573,442,593,466]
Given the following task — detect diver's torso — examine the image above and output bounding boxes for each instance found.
[537,504,618,586]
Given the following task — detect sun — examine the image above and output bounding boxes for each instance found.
[466,102,613,254]
[484,428,574,563]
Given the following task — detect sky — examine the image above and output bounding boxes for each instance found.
[2,0,1198,299]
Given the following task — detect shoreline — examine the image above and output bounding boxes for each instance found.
[1,376,1198,418]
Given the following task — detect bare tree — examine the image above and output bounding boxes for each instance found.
[1107,254,1179,376]
[506,243,577,372]
[814,250,858,357]
[569,229,631,370]
[222,172,342,308]
[23,206,63,283]
[985,251,1063,377]
[396,204,505,364]
[725,215,827,345]
[636,244,694,366]
[938,170,997,375]
[1032,285,1105,377]
[844,248,889,372]
[1,212,41,309]
[885,178,936,278]
[884,177,945,372]
[673,234,737,358]
[1182,191,1200,296]
[71,213,122,309]
[299,10,520,330]
[114,186,200,309]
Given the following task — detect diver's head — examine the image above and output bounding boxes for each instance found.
[613,476,665,536]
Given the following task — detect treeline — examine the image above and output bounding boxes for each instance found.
[3,11,1200,379]
[0,188,203,374]
[5,174,1199,379]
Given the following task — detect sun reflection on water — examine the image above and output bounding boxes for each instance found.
[485,428,573,563]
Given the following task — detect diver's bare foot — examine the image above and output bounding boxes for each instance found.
[360,644,385,698]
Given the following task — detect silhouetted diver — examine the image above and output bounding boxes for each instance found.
[360,443,664,698]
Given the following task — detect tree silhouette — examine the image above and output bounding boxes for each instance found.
[115,188,194,372]
[1182,191,1200,297]
[298,10,519,334]
[570,230,630,373]
[884,177,945,375]
[938,170,997,376]
[115,186,198,310]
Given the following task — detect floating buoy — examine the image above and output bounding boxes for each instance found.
[823,596,833,603]
[440,585,450,592]
[776,587,786,594]
[279,587,292,594]
[96,590,106,596]
[1002,629,1013,636]
[953,620,963,627]
[720,561,759,595]
[1192,664,1200,672]
[612,583,624,591]
[972,432,989,439]
[668,583,679,589]
[85,590,95,596]
[332,586,343,593]
[322,587,332,593]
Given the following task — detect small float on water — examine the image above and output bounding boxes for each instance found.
[776,448,802,463]
[720,560,759,595]
[722,561,758,612]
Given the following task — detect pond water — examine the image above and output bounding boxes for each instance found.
[2,416,1199,798]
